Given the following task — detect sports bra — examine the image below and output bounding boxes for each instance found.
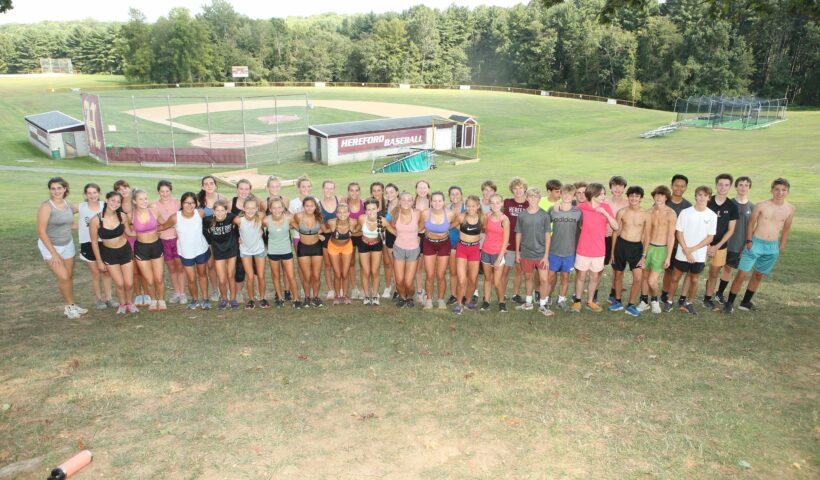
[319,197,338,221]
[348,199,364,220]
[298,217,320,235]
[425,211,449,234]
[460,218,481,235]
[200,193,224,217]
[98,211,125,240]
[362,218,379,237]
[332,226,351,241]
[133,208,158,234]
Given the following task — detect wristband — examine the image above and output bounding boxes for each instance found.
[745,240,752,244]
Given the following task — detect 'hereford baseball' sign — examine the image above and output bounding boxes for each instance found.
[338,128,426,154]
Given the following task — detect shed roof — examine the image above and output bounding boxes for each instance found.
[24,111,85,133]
[309,115,454,138]
[448,115,476,123]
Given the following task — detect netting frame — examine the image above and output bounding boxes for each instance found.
[674,95,787,130]
[40,58,74,74]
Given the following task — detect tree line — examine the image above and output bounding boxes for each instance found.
[0,0,816,108]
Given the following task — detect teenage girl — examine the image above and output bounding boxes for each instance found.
[266,196,300,308]
[206,199,239,310]
[290,196,324,308]
[384,192,424,307]
[89,191,136,314]
[156,181,186,304]
[198,175,226,303]
[346,182,365,300]
[380,183,400,299]
[453,195,486,314]
[357,198,384,305]
[158,192,210,310]
[421,192,456,309]
[130,189,166,310]
[480,193,510,312]
[237,196,268,309]
[319,180,339,300]
[115,179,149,306]
[323,203,358,305]
[78,183,114,309]
[289,175,312,297]
[37,177,87,319]
[265,176,292,301]
[231,179,254,302]
[414,179,432,301]
[447,186,465,304]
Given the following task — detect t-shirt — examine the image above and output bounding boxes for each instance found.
[666,198,692,218]
[205,212,239,258]
[515,208,551,260]
[538,197,558,212]
[503,198,528,246]
[576,202,614,257]
[727,199,754,253]
[547,205,582,257]
[707,196,739,249]
[675,207,718,263]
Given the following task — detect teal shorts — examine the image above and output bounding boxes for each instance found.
[738,236,779,275]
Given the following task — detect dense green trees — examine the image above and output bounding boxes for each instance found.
[0,0,815,107]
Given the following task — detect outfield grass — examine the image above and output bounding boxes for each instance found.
[0,75,818,479]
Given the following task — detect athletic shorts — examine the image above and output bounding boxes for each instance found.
[358,238,383,254]
[328,239,353,256]
[673,258,705,274]
[707,247,728,268]
[181,249,211,267]
[548,253,575,273]
[393,245,420,262]
[384,231,397,249]
[38,239,76,261]
[134,239,163,261]
[100,242,132,266]
[351,236,362,249]
[645,244,667,272]
[456,241,480,262]
[320,236,329,249]
[240,251,266,259]
[738,236,779,275]
[79,242,97,262]
[612,238,643,271]
[575,254,605,273]
[503,251,517,268]
[423,236,451,257]
[521,258,546,273]
[480,251,500,265]
[213,245,239,261]
[161,238,179,261]
[267,252,293,261]
[296,241,323,257]
[726,250,742,269]
[604,236,613,265]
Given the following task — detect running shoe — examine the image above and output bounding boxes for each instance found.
[608,300,624,312]
[201,299,212,310]
[661,301,674,313]
[392,291,400,301]
[557,298,568,311]
[284,290,293,301]
[499,302,508,313]
[293,300,303,309]
[277,299,286,308]
[333,297,341,306]
[381,287,392,299]
[64,305,81,319]
[134,295,144,306]
[570,301,582,313]
[372,297,380,306]
[480,301,491,311]
[209,291,220,302]
[326,289,336,300]
[454,304,463,315]
[406,298,415,308]
[344,296,351,305]
[126,303,140,314]
[396,298,406,308]
[682,302,697,315]
[158,300,167,311]
[516,303,534,311]
[511,294,524,305]
[532,291,540,303]
[702,299,718,311]
[142,295,152,307]
[313,297,323,308]
[415,290,425,303]
[188,299,199,310]
[69,304,88,315]
[738,301,757,312]
[364,297,372,306]
[245,300,255,310]
[585,302,603,313]
[714,293,727,305]
[116,304,127,315]
[167,293,180,305]
[177,294,188,304]
[230,300,239,310]
[106,299,119,308]
[149,300,158,311]
[538,305,555,317]
[650,301,661,314]
[218,299,228,310]
[471,294,479,305]
[607,294,618,305]
[465,302,476,311]
[636,301,650,312]
[258,298,268,309]
[437,299,446,310]
[422,299,432,309]
[723,302,734,315]
[624,305,640,317]
[447,295,458,305]
[95,299,108,310]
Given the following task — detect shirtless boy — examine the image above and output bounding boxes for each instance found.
[641,186,676,314]
[609,186,650,317]
[714,176,753,305]
[661,174,693,306]
[723,178,795,314]
[604,176,629,303]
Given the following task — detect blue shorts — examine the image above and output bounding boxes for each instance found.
[549,253,575,273]
[738,236,779,275]
[180,249,211,267]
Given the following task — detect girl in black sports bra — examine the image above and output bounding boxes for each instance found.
[289,196,325,308]
[90,191,137,314]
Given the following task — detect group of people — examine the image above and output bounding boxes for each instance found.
[37,172,795,319]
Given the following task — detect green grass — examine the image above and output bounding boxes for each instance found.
[0,75,818,479]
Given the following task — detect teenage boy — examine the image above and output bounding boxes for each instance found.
[723,178,795,314]
[539,179,563,212]
[609,186,650,317]
[515,188,554,316]
[661,174,693,306]
[702,173,738,310]
[502,177,528,304]
[664,186,717,315]
[714,176,753,304]
[642,186,676,314]
[545,184,582,310]
[604,176,629,303]
[571,183,618,313]
[573,181,588,206]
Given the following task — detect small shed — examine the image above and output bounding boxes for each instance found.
[24,111,89,159]
[448,115,477,148]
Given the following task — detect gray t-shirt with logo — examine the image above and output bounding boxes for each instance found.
[515,208,551,259]
[547,205,583,257]
[727,199,754,252]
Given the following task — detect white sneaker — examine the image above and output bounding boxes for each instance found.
[126,303,140,314]
[167,293,179,305]
[70,304,88,315]
[372,297,380,306]
[423,299,433,310]
[438,299,447,310]
[116,304,127,315]
[363,297,371,305]
[415,290,426,303]
[209,291,220,302]
[143,295,152,305]
[636,301,651,312]
[326,289,336,300]
[381,287,392,299]
[134,295,144,306]
[650,301,661,314]
[177,293,188,304]
[64,305,81,319]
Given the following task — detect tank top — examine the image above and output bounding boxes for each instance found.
[348,199,364,220]
[238,216,265,255]
[425,211,449,234]
[394,210,420,250]
[78,201,101,244]
[175,211,209,259]
[45,200,73,246]
[319,197,338,221]
[200,193,224,217]
[266,215,292,255]
[482,215,504,254]
[98,211,125,240]
[156,200,179,240]
[133,208,158,235]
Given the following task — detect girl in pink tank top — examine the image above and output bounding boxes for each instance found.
[384,192,423,307]
[156,180,186,303]
[481,194,511,309]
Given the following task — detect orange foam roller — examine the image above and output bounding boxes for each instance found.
[48,450,92,480]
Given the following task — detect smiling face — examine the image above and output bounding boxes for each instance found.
[562,190,575,204]
[490,195,503,213]
[482,186,496,200]
[236,182,251,199]
[431,193,445,211]
[213,203,227,222]
[512,184,525,199]
[181,196,197,214]
[348,184,361,200]
[202,177,216,194]
[399,193,413,210]
[465,197,479,215]
[386,187,398,202]
[267,179,281,197]
[735,180,751,197]
[270,200,284,218]
[671,179,687,198]
[243,200,258,218]
[298,180,312,197]
[716,179,731,197]
[370,184,383,200]
[336,205,350,221]
[449,188,462,205]
[322,182,335,199]
[365,202,379,220]
[416,181,430,198]
[771,184,789,201]
[695,191,710,206]
[610,184,625,198]
[134,191,149,209]
[116,185,131,198]
[628,192,642,207]
[106,194,122,211]
[526,192,540,205]
[84,186,100,203]
[303,199,317,216]
[575,187,587,204]
[158,185,172,201]
[653,192,667,206]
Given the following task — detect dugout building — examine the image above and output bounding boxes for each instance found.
[24,111,89,159]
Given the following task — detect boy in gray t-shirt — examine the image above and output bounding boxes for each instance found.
[515,188,553,316]
[544,184,582,309]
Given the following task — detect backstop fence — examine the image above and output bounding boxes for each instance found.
[80,93,309,166]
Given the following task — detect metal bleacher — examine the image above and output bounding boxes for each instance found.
[640,122,681,139]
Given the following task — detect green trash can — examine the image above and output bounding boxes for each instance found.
[51,149,61,159]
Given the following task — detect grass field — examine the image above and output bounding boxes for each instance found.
[1,75,818,479]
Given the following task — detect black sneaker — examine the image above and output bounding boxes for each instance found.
[276,299,284,308]
[406,298,415,308]
[714,293,726,305]
[396,298,406,308]
[480,301,491,311]
[471,294,479,304]
[511,294,524,304]
[392,291,400,301]
[313,297,323,308]
[260,299,270,309]
[245,300,255,310]
[533,291,540,303]
[702,298,718,311]
[722,302,734,315]
[284,290,293,301]
[683,302,697,315]
[499,302,508,313]
[738,301,757,312]
[293,300,303,309]
[447,295,457,305]
[661,301,674,313]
